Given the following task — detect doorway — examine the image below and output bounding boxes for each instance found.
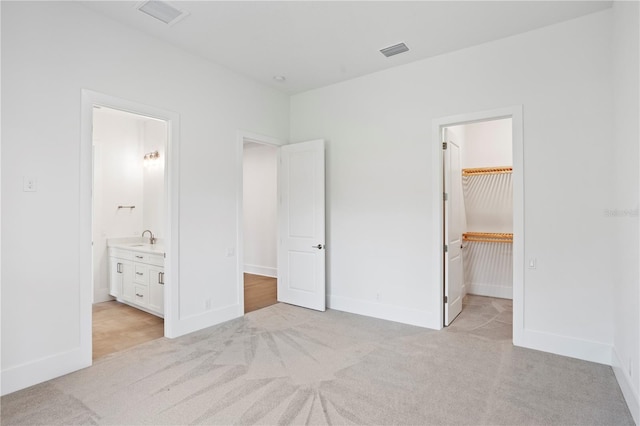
[80,89,180,367]
[442,118,514,338]
[237,134,327,314]
[237,133,285,314]
[91,105,167,359]
[433,106,524,344]
[242,140,279,313]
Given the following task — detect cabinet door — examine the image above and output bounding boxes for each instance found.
[148,266,164,315]
[109,257,132,298]
[109,257,122,297]
[120,260,134,303]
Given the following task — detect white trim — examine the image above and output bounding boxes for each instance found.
[93,288,113,303]
[519,329,612,365]
[244,264,277,278]
[328,295,439,329]
[236,131,286,316]
[613,347,640,424]
[432,106,524,342]
[168,304,238,337]
[467,284,512,300]
[1,348,88,396]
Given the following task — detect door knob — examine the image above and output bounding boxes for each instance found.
[312,244,324,249]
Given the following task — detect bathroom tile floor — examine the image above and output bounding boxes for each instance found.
[445,294,513,341]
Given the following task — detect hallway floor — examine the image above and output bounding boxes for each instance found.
[244,273,277,313]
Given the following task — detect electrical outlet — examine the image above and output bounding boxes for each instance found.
[23,176,37,192]
[226,247,235,257]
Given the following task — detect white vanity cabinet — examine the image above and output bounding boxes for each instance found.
[148,265,164,314]
[108,246,164,317]
[109,247,134,301]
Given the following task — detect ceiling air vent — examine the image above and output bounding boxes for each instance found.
[136,1,189,26]
[380,42,409,58]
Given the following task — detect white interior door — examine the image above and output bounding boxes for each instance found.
[444,135,463,325]
[277,139,326,311]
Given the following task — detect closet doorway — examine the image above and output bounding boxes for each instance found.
[433,107,524,344]
[443,118,513,336]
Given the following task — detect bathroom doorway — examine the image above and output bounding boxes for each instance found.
[91,105,168,360]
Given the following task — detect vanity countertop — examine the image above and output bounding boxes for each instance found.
[109,242,165,255]
[108,240,165,256]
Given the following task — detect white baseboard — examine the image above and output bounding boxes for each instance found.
[328,294,440,329]
[612,347,639,424]
[93,288,113,303]
[468,282,512,299]
[166,304,240,338]
[518,328,612,365]
[244,264,277,278]
[1,347,91,396]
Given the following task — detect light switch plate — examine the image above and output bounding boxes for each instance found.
[23,176,37,192]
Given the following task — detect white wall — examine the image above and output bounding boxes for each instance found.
[243,143,278,277]
[611,1,640,422]
[92,108,145,302]
[1,1,289,395]
[449,119,513,233]
[291,10,614,362]
[460,118,512,169]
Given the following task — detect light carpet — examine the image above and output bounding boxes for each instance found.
[1,302,633,425]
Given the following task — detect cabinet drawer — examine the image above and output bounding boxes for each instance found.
[133,285,148,306]
[133,264,149,285]
[109,247,133,260]
[132,252,164,266]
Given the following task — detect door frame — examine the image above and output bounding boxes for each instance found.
[236,131,286,315]
[431,106,524,345]
[80,90,181,366]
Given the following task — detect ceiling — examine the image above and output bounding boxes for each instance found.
[79,1,612,95]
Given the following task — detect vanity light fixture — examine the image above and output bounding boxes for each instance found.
[143,150,160,167]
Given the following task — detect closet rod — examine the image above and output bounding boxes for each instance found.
[462,166,512,176]
[463,232,513,243]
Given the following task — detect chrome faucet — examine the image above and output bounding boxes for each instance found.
[142,229,156,245]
